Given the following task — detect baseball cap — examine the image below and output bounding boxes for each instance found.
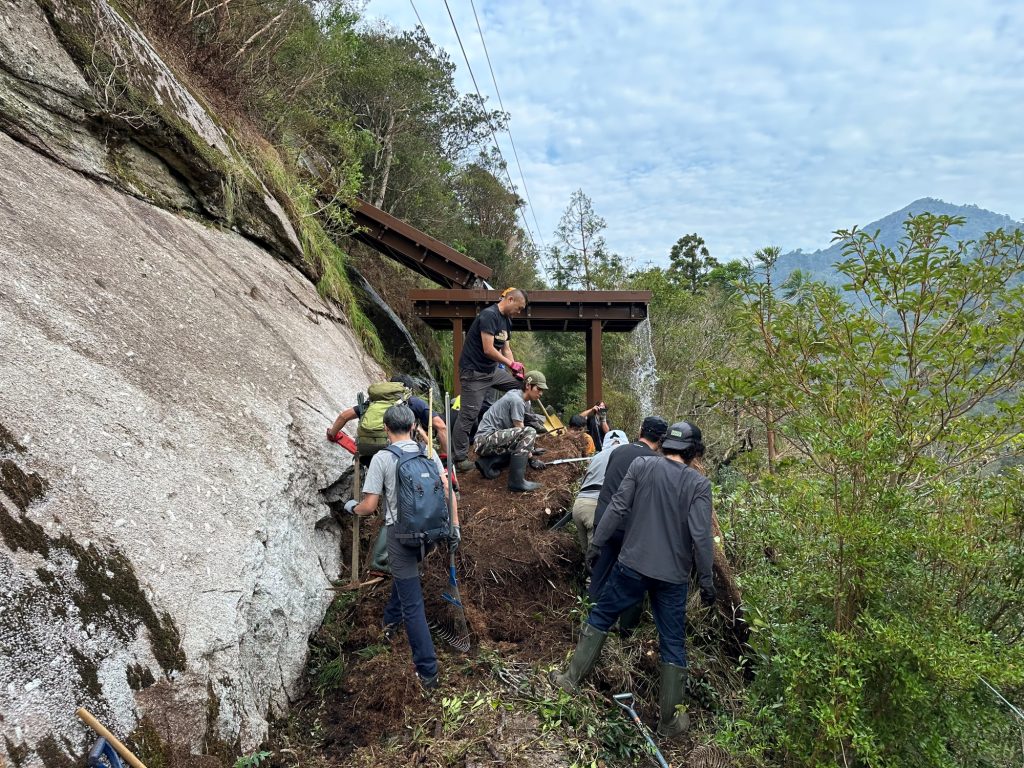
[661,421,702,450]
[525,370,549,389]
[602,429,629,451]
[639,416,669,441]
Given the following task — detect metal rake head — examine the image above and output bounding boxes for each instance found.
[429,620,471,652]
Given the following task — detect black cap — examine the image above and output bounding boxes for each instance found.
[661,421,702,450]
[639,416,669,441]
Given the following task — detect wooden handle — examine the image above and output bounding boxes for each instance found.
[350,460,361,585]
[75,707,148,768]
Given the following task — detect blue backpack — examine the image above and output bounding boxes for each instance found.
[386,444,450,551]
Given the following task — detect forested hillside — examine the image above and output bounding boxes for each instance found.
[775,198,1024,284]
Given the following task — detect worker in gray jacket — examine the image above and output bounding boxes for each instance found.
[551,421,716,738]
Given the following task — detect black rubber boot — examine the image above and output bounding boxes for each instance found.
[507,454,541,492]
[657,662,690,738]
[549,623,607,691]
[475,453,502,480]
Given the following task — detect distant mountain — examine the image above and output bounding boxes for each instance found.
[775,198,1023,285]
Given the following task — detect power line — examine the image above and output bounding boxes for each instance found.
[468,0,547,252]
[407,0,425,30]
[438,0,543,256]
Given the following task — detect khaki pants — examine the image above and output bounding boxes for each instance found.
[571,495,599,552]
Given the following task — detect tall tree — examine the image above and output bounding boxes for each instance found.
[667,233,719,292]
[547,189,626,290]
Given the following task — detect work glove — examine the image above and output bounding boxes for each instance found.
[586,545,601,572]
[343,499,358,516]
[700,586,717,607]
[448,525,461,552]
[510,361,526,380]
[529,458,546,471]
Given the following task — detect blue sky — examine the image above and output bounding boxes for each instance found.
[364,0,1024,267]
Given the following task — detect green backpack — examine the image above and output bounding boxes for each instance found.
[357,382,411,458]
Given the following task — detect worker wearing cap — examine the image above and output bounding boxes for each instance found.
[588,416,670,603]
[471,370,548,492]
[551,421,716,739]
[571,429,629,551]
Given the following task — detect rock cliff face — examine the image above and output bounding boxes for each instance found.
[0,1,378,764]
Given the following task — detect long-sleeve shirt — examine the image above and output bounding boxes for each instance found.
[593,441,657,527]
[591,456,714,589]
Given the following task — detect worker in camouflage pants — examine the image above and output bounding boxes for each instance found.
[472,371,548,492]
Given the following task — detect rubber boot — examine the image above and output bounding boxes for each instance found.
[549,623,607,691]
[369,527,390,574]
[475,453,502,480]
[657,663,690,738]
[508,454,541,492]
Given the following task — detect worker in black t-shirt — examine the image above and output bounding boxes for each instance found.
[452,288,528,471]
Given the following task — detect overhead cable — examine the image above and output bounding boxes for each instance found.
[468,0,547,251]
[438,0,542,255]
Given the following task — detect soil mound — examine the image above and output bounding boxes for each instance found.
[296,433,592,760]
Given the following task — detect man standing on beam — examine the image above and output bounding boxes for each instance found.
[453,288,528,472]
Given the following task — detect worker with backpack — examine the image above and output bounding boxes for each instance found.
[326,375,448,459]
[345,404,460,690]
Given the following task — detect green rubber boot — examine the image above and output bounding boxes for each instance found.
[549,623,607,691]
[369,526,390,574]
[657,662,690,738]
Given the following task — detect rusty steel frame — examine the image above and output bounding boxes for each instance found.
[349,200,492,288]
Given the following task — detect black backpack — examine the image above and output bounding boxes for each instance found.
[386,444,450,551]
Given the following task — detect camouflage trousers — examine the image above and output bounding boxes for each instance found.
[474,426,537,458]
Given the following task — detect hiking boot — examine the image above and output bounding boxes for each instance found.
[456,459,475,473]
[382,623,401,642]
[418,671,439,691]
[508,454,541,492]
[549,623,607,691]
[657,662,690,738]
[475,454,502,480]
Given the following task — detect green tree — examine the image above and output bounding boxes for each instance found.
[336,25,506,212]
[547,189,627,290]
[667,233,719,292]
[706,258,753,292]
[713,215,1024,766]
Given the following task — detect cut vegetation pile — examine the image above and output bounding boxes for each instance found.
[271,433,745,768]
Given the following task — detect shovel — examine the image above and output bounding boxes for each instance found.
[612,693,670,768]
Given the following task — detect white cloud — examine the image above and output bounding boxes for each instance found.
[364,0,1024,265]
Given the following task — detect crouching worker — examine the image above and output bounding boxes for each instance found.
[473,371,548,492]
[345,404,460,690]
[571,429,628,552]
[551,421,715,738]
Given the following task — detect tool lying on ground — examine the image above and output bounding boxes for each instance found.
[431,391,471,652]
[611,693,670,768]
[549,509,574,531]
[536,398,566,435]
[88,737,124,768]
[536,456,591,469]
[76,708,146,768]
